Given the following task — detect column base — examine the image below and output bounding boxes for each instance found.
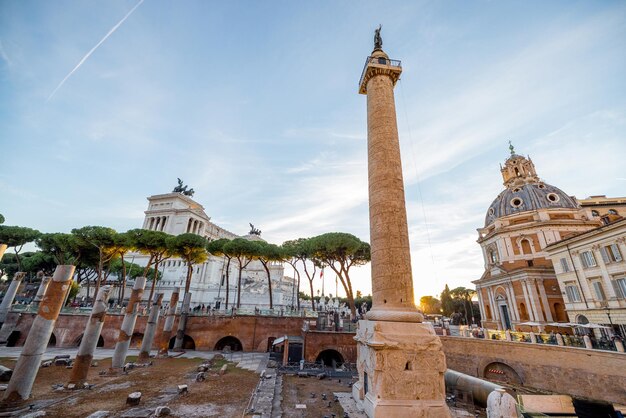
[352,319,450,418]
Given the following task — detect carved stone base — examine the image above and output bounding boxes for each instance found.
[352,319,450,418]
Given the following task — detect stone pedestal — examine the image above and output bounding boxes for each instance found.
[352,320,449,418]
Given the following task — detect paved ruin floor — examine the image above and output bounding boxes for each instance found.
[0,354,258,417]
[280,374,357,418]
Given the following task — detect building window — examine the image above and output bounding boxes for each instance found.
[559,258,570,273]
[510,198,523,208]
[600,244,622,263]
[591,281,606,301]
[580,251,597,268]
[546,193,560,203]
[612,278,626,299]
[565,284,582,303]
[608,209,618,215]
[591,210,599,217]
[489,249,498,264]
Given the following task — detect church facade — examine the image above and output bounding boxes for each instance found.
[473,148,600,331]
[131,191,297,310]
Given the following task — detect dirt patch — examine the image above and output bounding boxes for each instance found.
[0,356,258,418]
[281,374,356,418]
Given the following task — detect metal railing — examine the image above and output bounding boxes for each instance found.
[359,55,402,87]
[460,328,622,352]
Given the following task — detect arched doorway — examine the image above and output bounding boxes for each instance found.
[130,333,143,348]
[169,335,196,350]
[74,334,105,348]
[483,362,522,385]
[316,349,344,367]
[6,331,20,347]
[48,333,56,347]
[267,337,276,352]
[214,336,242,352]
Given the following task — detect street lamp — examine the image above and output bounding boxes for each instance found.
[604,306,614,335]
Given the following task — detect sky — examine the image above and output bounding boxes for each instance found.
[1,1,625,301]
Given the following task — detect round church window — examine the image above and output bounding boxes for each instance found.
[513,188,521,193]
[488,208,495,216]
[511,198,523,208]
[537,184,546,189]
[547,193,559,203]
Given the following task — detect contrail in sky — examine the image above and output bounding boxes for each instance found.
[46,0,144,102]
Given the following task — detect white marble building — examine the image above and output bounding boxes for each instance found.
[129,191,297,309]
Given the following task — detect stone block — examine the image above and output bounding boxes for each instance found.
[154,406,171,416]
[0,365,12,381]
[126,391,142,406]
[86,411,110,418]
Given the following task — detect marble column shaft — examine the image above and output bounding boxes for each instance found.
[1,265,74,404]
[365,63,420,322]
[173,292,191,350]
[0,272,25,324]
[69,286,111,385]
[111,277,146,369]
[33,277,52,305]
[138,293,164,362]
[158,288,179,356]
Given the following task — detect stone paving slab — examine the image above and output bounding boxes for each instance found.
[334,392,367,418]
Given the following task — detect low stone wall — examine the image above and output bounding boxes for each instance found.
[303,331,357,363]
[440,336,626,404]
[7,312,306,352]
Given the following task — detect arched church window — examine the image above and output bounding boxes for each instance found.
[591,210,599,217]
[489,249,498,264]
[520,239,532,255]
[608,209,618,215]
[514,167,520,177]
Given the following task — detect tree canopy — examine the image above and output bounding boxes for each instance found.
[169,233,208,294]
[308,232,371,316]
[0,225,41,271]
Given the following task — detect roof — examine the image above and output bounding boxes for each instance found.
[484,182,579,226]
[544,217,626,250]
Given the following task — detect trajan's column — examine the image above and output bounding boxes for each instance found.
[352,27,450,417]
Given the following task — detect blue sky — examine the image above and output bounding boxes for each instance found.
[1,1,625,300]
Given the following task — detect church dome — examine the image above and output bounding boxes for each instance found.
[484,144,580,226]
[484,182,579,226]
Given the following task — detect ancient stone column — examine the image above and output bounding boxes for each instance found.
[138,293,164,362]
[68,285,111,386]
[158,288,180,357]
[0,272,25,324]
[173,292,191,351]
[352,33,449,417]
[0,244,7,262]
[0,265,74,408]
[111,276,146,370]
[33,276,52,305]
